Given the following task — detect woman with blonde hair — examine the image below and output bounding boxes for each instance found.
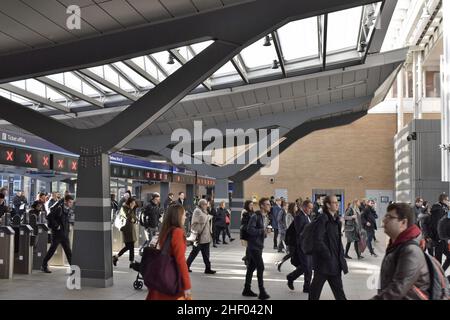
[146,204,192,300]
[344,199,364,259]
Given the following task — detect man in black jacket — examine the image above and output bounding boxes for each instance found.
[309,195,348,300]
[214,201,228,244]
[361,200,378,257]
[243,197,271,300]
[41,195,74,273]
[429,193,449,267]
[12,191,27,218]
[0,193,10,221]
[287,199,313,292]
[164,192,175,210]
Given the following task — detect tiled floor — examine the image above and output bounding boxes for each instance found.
[0,230,392,300]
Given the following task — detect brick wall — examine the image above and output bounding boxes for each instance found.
[244,114,398,202]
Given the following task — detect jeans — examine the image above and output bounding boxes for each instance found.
[309,273,346,300]
[366,229,375,254]
[186,243,212,271]
[42,233,72,267]
[273,228,279,248]
[245,249,265,290]
[118,241,135,262]
[215,226,226,243]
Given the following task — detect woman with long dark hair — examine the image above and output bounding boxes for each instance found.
[276,202,298,271]
[113,197,138,268]
[146,204,192,300]
[240,200,254,265]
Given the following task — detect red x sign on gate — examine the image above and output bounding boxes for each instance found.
[71,161,77,171]
[57,159,64,169]
[42,156,49,167]
[25,153,32,164]
[6,150,14,161]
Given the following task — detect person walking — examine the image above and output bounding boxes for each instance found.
[113,197,138,268]
[309,195,348,300]
[240,200,254,266]
[361,199,378,257]
[286,200,313,292]
[277,201,288,253]
[214,201,228,244]
[186,199,216,274]
[344,199,364,259]
[146,204,192,300]
[242,197,271,300]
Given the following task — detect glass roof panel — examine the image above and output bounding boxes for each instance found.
[240,36,278,69]
[151,51,182,75]
[278,17,319,61]
[327,6,362,53]
[62,72,82,93]
[212,61,236,77]
[113,62,153,88]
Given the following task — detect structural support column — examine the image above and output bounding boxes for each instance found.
[230,181,245,230]
[160,182,170,208]
[397,67,404,133]
[442,0,450,183]
[186,184,194,211]
[72,153,113,288]
[413,50,423,119]
[214,179,229,208]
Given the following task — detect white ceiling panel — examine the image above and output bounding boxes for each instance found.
[98,0,148,27]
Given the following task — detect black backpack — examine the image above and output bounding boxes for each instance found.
[284,222,297,247]
[300,215,321,255]
[240,211,250,241]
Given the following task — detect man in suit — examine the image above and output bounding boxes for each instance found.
[286,199,313,292]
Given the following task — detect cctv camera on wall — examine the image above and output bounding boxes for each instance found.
[269,178,275,184]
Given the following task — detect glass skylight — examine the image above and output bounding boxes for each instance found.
[327,6,362,53]
[240,36,278,69]
[278,17,319,61]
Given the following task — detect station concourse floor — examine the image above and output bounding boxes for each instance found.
[0,229,402,300]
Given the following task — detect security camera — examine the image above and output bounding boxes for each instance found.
[358,176,363,180]
[269,178,275,184]
[406,132,417,142]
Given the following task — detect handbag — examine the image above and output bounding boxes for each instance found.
[358,229,368,253]
[140,228,182,295]
[114,208,126,230]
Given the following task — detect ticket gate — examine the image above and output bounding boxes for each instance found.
[29,212,49,270]
[0,225,15,279]
[11,214,33,274]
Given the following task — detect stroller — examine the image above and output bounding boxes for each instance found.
[131,214,159,290]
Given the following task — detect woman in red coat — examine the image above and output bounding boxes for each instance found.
[146,204,192,300]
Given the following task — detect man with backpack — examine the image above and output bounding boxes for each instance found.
[308,195,348,300]
[41,195,74,273]
[286,199,313,293]
[141,192,162,245]
[429,193,449,267]
[372,202,449,300]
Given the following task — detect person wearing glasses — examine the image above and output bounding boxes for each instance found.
[242,197,271,300]
[309,195,348,300]
[371,203,430,300]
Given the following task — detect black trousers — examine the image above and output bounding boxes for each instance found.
[273,228,279,248]
[215,226,227,243]
[309,272,347,300]
[345,241,361,257]
[245,249,265,290]
[287,251,312,289]
[186,243,211,271]
[366,229,375,254]
[42,233,72,267]
[434,240,450,270]
[118,241,135,261]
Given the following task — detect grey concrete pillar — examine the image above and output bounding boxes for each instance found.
[230,181,245,230]
[160,182,170,207]
[72,153,113,288]
[186,184,194,211]
[214,179,229,207]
